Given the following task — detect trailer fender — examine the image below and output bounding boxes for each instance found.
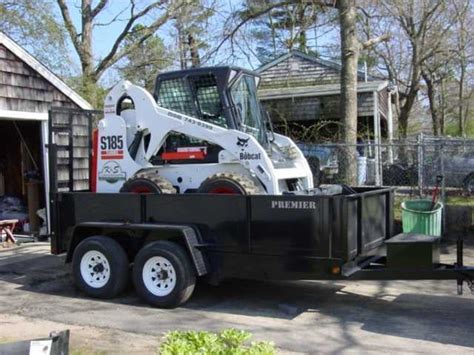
[66,222,210,277]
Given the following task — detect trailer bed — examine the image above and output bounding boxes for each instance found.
[52,187,393,280]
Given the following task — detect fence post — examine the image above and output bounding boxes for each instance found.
[417,133,424,196]
[440,142,446,237]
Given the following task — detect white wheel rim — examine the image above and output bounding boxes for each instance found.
[80,250,111,288]
[142,256,176,297]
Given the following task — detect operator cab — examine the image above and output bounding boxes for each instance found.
[153,66,269,147]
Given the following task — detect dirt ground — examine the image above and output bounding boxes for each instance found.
[0,241,473,354]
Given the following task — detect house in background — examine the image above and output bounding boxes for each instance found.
[256,51,396,184]
[0,32,92,235]
[257,50,394,141]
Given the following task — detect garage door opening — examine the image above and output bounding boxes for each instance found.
[0,120,45,235]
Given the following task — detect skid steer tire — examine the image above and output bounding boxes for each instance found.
[132,241,196,308]
[120,171,176,194]
[197,173,262,195]
[72,236,129,299]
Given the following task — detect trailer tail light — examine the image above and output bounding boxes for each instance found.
[331,265,341,275]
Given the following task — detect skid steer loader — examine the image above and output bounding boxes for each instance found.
[95,66,313,195]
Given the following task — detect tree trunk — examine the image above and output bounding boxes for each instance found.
[459,63,465,137]
[175,18,186,70]
[422,71,439,136]
[297,5,306,52]
[440,77,445,135]
[80,0,94,81]
[338,0,358,185]
[188,33,200,68]
[398,92,416,139]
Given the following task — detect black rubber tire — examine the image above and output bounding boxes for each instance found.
[120,171,176,194]
[72,236,129,299]
[132,241,196,308]
[463,173,474,195]
[197,172,262,195]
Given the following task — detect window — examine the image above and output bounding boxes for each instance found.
[156,74,227,128]
[230,74,267,145]
[156,78,195,117]
[191,74,227,127]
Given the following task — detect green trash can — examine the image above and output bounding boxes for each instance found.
[401,199,443,236]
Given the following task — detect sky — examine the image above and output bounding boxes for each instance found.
[64,1,178,85]
[66,0,229,84]
[64,0,339,85]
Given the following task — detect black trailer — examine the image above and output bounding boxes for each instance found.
[48,109,474,308]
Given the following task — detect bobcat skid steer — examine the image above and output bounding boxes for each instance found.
[95,66,313,195]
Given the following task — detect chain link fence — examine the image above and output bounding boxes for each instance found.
[299,135,474,235]
[299,134,474,195]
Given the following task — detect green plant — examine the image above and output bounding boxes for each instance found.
[158,329,276,355]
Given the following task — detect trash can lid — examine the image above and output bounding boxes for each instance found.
[401,199,443,213]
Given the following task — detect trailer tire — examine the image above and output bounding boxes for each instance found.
[120,171,176,194]
[197,172,262,195]
[72,236,129,299]
[133,241,195,308]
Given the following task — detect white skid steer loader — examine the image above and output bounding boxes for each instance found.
[95,66,313,195]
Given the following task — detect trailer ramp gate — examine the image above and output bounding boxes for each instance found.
[48,107,101,253]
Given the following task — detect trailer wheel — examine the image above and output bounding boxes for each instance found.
[132,241,195,308]
[120,171,176,194]
[197,173,262,195]
[72,236,129,299]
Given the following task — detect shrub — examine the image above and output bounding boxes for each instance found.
[159,328,276,355]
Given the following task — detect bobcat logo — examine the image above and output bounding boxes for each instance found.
[236,137,250,149]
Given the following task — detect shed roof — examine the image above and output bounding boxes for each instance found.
[0,32,93,110]
[256,50,373,80]
[258,80,389,101]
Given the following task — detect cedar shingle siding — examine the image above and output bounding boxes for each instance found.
[0,44,79,112]
[259,55,345,89]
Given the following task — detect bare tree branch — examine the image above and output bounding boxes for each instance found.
[94,5,130,27]
[56,0,82,58]
[361,33,390,49]
[203,1,337,62]
[95,0,171,77]
[91,0,109,18]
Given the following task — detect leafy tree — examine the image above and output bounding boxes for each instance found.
[55,0,183,90]
[244,0,322,63]
[174,0,215,69]
[0,0,71,76]
[117,25,171,92]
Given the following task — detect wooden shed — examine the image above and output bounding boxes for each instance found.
[0,32,92,235]
[257,51,394,144]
